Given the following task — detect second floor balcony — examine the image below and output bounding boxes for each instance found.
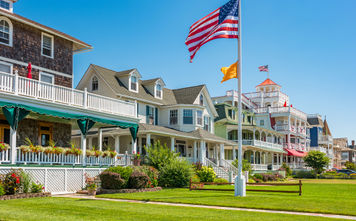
[254,106,307,121]
[232,139,284,151]
[275,124,307,136]
[0,72,137,118]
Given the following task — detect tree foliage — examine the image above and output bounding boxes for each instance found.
[145,141,180,170]
[304,151,330,174]
[345,161,356,170]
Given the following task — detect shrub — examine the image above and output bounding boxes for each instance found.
[253,173,263,180]
[214,177,228,183]
[128,171,149,189]
[0,184,4,196]
[3,169,22,195]
[106,166,133,187]
[293,170,316,179]
[281,162,292,177]
[345,161,356,170]
[31,182,44,193]
[232,159,251,173]
[159,158,194,188]
[99,171,125,189]
[146,141,180,170]
[304,151,330,174]
[132,166,159,188]
[196,166,216,182]
[20,171,31,193]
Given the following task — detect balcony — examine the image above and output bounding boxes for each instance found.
[244,91,289,101]
[0,72,137,118]
[275,124,307,136]
[284,143,307,151]
[319,135,333,145]
[233,139,283,151]
[254,106,307,121]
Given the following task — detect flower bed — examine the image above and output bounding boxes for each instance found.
[97,187,162,194]
[0,192,51,200]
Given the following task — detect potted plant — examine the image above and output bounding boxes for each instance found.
[109,151,117,158]
[94,150,102,158]
[0,142,9,152]
[20,145,30,154]
[86,150,95,157]
[132,151,141,166]
[102,150,110,158]
[84,173,97,196]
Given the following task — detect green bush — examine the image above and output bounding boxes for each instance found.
[281,162,292,177]
[345,161,356,170]
[214,177,228,183]
[31,182,44,193]
[196,166,216,182]
[146,141,180,170]
[0,183,5,196]
[304,151,330,174]
[293,170,316,179]
[159,158,194,188]
[20,171,31,193]
[232,159,251,173]
[99,171,125,189]
[253,173,263,180]
[132,166,159,188]
[105,166,133,187]
[128,171,149,189]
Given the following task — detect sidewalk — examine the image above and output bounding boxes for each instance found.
[54,194,356,220]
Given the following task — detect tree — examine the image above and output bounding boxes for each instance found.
[345,161,356,170]
[145,141,180,170]
[232,159,251,173]
[304,151,330,174]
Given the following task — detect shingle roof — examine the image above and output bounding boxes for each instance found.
[141,78,160,85]
[91,64,204,106]
[256,78,280,87]
[323,119,332,136]
[307,117,323,126]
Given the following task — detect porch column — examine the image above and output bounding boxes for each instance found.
[132,138,137,154]
[81,134,87,166]
[215,144,219,166]
[277,153,280,165]
[293,156,296,168]
[146,134,151,148]
[253,127,256,141]
[220,143,224,165]
[88,137,93,150]
[253,150,256,164]
[170,137,175,152]
[98,128,103,151]
[260,152,262,165]
[115,135,120,153]
[271,153,274,166]
[288,114,291,148]
[193,141,197,163]
[199,140,205,164]
[232,145,236,160]
[10,128,17,164]
[263,152,266,164]
[138,137,142,154]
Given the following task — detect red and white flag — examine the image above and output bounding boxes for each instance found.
[185,0,239,62]
[258,65,269,72]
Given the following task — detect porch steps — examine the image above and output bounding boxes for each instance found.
[204,158,230,181]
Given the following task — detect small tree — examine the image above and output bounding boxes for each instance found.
[304,151,330,174]
[145,141,180,170]
[345,161,356,170]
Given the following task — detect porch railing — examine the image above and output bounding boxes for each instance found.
[0,149,10,164]
[251,164,268,171]
[220,159,238,176]
[272,165,281,170]
[234,139,283,151]
[0,72,136,118]
[204,157,230,181]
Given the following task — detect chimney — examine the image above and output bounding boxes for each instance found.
[352,140,355,147]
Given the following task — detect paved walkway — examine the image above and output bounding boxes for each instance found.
[54,194,356,220]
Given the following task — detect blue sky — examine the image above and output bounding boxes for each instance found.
[15,0,356,142]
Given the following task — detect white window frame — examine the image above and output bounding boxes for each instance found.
[91,76,98,91]
[0,0,13,12]
[155,83,162,99]
[169,109,178,125]
[0,16,13,47]
[41,32,54,59]
[129,75,138,92]
[39,72,54,84]
[183,109,193,125]
[196,110,203,126]
[0,60,12,75]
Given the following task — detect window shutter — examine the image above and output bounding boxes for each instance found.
[155,108,158,125]
[137,103,139,116]
[146,106,149,124]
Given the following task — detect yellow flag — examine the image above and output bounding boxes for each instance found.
[221,61,238,83]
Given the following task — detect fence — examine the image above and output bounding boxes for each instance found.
[189,179,303,196]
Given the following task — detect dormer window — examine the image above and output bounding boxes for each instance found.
[155,83,162,98]
[199,94,204,106]
[0,0,11,12]
[130,75,138,92]
[0,17,12,46]
[41,33,54,58]
[92,76,98,91]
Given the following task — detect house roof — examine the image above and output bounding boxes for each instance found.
[141,78,161,85]
[0,8,92,52]
[307,117,323,126]
[323,119,332,136]
[256,78,280,87]
[172,85,205,104]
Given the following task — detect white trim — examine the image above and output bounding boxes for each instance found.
[41,32,54,59]
[0,56,72,78]
[0,16,13,47]
[0,59,12,74]
[155,83,162,99]
[39,71,54,84]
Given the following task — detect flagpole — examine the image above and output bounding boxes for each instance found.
[235,0,246,197]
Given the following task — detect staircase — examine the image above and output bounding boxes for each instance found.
[204,158,230,181]
[220,159,238,177]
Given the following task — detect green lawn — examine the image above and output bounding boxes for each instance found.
[0,197,337,221]
[97,180,356,216]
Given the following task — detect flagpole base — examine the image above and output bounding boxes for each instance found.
[235,174,246,197]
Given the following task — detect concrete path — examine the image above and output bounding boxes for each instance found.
[54,194,356,220]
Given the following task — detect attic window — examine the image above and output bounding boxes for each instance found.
[155,83,162,98]
[130,75,138,92]
[199,94,204,106]
[92,76,98,91]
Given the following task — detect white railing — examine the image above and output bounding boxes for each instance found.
[272,165,281,170]
[0,72,136,118]
[0,149,10,164]
[251,164,268,171]
[319,135,333,143]
[253,106,307,120]
[220,159,238,176]
[204,157,230,180]
[236,139,283,151]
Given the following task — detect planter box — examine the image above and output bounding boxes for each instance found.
[0,192,51,200]
[97,187,162,194]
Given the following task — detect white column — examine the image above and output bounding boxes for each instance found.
[253,127,256,141]
[146,134,151,148]
[199,140,205,163]
[10,128,17,164]
[171,137,175,152]
[81,134,87,166]
[232,145,236,160]
[88,137,93,150]
[263,152,266,164]
[220,143,225,165]
[271,153,274,165]
[131,138,137,154]
[193,141,197,163]
[253,151,256,164]
[138,137,142,154]
[98,128,103,151]
[288,114,291,148]
[115,135,120,153]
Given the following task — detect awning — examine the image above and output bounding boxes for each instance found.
[297,151,308,157]
[0,100,139,139]
[284,148,306,157]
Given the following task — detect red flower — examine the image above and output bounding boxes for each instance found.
[150,185,154,188]
[16,178,20,184]
[42,186,45,190]
[11,173,16,178]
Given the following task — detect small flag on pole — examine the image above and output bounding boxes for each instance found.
[185,0,239,62]
[283,101,287,107]
[221,61,238,83]
[258,65,269,72]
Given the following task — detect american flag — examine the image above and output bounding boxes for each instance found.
[258,65,269,72]
[185,0,239,62]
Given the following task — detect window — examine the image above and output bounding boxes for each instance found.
[40,72,54,84]
[0,124,10,144]
[183,109,193,124]
[130,75,138,92]
[170,109,178,125]
[103,137,109,147]
[39,123,53,146]
[197,110,203,125]
[0,18,12,46]
[41,33,54,58]
[155,83,162,98]
[204,116,210,131]
[0,0,10,11]
[228,109,236,120]
[92,76,98,91]
[146,105,154,125]
[0,61,11,74]
[260,120,264,126]
[199,94,204,106]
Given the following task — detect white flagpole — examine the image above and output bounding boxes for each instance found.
[235,0,246,197]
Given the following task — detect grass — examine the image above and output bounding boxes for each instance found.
[0,197,338,221]
[97,180,356,216]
